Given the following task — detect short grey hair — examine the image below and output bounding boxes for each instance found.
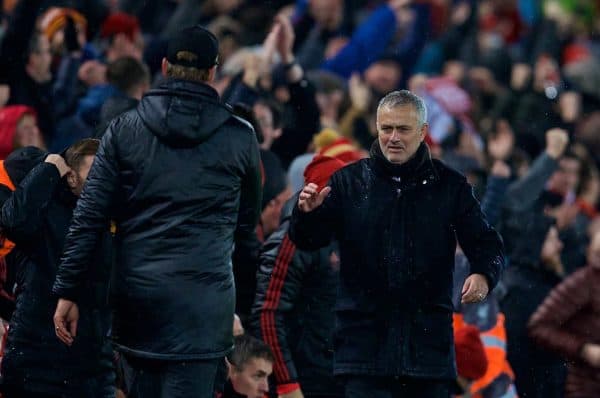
[377,90,428,127]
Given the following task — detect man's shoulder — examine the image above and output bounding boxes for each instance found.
[209,102,256,138]
[330,158,368,183]
[227,114,256,136]
[340,158,368,174]
[106,108,141,133]
[430,158,468,184]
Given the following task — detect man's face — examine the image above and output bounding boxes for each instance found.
[377,104,426,164]
[253,103,281,150]
[15,114,42,148]
[111,32,144,61]
[261,187,292,237]
[229,358,272,398]
[540,226,563,265]
[365,61,402,96]
[29,35,52,82]
[68,155,95,197]
[548,157,581,195]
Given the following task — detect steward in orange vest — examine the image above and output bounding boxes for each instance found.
[453,253,518,398]
[0,147,49,320]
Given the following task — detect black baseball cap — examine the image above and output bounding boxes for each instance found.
[166,26,219,69]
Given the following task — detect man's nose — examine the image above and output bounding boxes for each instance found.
[390,129,402,141]
[259,379,269,392]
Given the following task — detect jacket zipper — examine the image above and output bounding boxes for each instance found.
[388,179,404,376]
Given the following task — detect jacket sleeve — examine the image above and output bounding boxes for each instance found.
[0,162,61,244]
[393,3,431,75]
[321,5,397,79]
[53,55,83,119]
[271,77,320,167]
[289,172,341,251]
[454,177,504,290]
[504,153,558,212]
[527,268,591,361]
[234,131,262,261]
[480,175,510,226]
[52,124,121,302]
[226,80,261,107]
[251,221,311,388]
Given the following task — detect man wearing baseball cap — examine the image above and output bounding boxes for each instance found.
[52,26,262,397]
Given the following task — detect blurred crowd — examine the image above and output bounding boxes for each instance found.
[0,0,600,397]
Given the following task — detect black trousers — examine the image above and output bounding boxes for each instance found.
[344,376,451,398]
[122,355,226,398]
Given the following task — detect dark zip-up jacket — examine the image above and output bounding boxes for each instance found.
[53,79,262,360]
[0,159,113,395]
[289,142,504,379]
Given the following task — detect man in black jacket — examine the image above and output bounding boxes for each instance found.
[0,140,114,397]
[252,155,348,398]
[52,26,262,398]
[291,90,504,398]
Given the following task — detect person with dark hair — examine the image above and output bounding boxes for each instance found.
[96,56,151,136]
[499,192,569,398]
[0,0,55,144]
[105,56,151,100]
[52,26,262,397]
[0,139,115,397]
[0,146,58,323]
[222,334,274,398]
[291,90,504,397]
[253,97,283,151]
[252,154,350,398]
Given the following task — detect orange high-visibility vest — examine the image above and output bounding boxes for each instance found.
[0,161,15,257]
[453,313,517,398]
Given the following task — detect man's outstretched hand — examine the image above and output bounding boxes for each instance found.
[461,274,489,304]
[54,298,79,346]
[298,183,331,213]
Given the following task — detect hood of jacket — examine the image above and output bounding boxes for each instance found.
[4,146,49,185]
[0,106,37,160]
[137,79,232,147]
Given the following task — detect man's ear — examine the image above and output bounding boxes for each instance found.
[420,123,429,141]
[66,170,76,189]
[225,357,233,379]
[208,64,217,82]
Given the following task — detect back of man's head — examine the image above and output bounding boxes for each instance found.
[107,57,150,98]
[164,26,219,83]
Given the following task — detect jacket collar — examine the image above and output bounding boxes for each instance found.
[150,78,222,103]
[370,141,439,185]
